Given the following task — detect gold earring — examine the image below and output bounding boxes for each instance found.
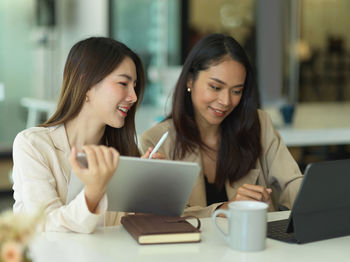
[187,88,191,93]
[85,96,89,102]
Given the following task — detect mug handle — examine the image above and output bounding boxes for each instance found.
[212,209,230,242]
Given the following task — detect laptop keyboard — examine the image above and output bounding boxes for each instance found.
[267,219,298,243]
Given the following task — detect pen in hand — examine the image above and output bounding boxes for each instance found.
[149,131,169,159]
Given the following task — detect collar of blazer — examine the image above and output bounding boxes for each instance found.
[49,124,71,154]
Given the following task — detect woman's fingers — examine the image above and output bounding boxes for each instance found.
[235,184,272,203]
[82,146,98,170]
[236,185,262,201]
[150,152,166,159]
[94,145,108,169]
[74,145,120,180]
[101,146,119,171]
[141,147,153,159]
[234,193,259,202]
[141,148,166,160]
[110,147,120,169]
[99,145,114,169]
[243,184,271,202]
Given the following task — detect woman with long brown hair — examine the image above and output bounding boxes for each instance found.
[141,33,302,217]
[12,37,158,232]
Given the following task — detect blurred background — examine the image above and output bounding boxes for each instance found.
[1,0,350,210]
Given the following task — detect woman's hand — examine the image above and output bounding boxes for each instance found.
[232,183,272,205]
[141,147,166,160]
[69,145,119,213]
[218,184,272,212]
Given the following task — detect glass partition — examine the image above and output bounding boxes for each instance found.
[187,0,256,69]
[0,0,37,151]
[297,0,350,102]
[110,0,181,107]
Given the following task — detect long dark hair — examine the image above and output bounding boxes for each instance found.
[170,33,261,189]
[41,37,145,156]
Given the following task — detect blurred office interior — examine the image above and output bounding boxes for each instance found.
[1,0,350,210]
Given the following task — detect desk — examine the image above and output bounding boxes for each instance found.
[264,102,350,147]
[30,211,350,262]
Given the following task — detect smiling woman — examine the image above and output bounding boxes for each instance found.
[188,59,245,127]
[10,37,155,233]
[82,57,138,129]
[141,33,303,218]
[41,37,145,156]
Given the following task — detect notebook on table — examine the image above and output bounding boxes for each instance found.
[67,156,200,216]
[121,214,201,244]
[267,158,350,244]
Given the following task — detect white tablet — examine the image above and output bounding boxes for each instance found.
[67,156,200,216]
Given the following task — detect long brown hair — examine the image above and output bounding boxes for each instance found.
[41,37,145,156]
[169,33,261,189]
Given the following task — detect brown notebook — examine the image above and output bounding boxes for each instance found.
[121,214,201,244]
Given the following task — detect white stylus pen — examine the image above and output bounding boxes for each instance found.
[149,131,169,159]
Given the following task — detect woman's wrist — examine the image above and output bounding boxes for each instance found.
[84,185,106,213]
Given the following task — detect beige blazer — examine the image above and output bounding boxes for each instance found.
[140,110,302,218]
[12,125,123,233]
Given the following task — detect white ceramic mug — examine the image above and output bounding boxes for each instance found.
[212,201,268,252]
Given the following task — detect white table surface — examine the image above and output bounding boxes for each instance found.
[30,211,350,262]
[276,127,350,147]
[262,102,350,147]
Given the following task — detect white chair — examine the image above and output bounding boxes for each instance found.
[20,97,56,128]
